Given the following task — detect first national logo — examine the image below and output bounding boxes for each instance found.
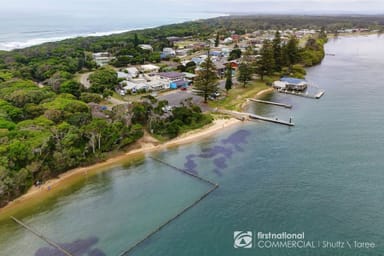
[234,231,253,248]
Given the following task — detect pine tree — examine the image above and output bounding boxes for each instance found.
[133,33,139,48]
[284,36,300,67]
[193,53,219,103]
[272,31,283,71]
[215,33,220,47]
[225,64,233,94]
[238,63,252,87]
[257,40,275,81]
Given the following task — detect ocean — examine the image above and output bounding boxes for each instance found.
[1,35,384,255]
[0,2,225,51]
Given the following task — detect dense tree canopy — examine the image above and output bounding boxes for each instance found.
[88,67,118,94]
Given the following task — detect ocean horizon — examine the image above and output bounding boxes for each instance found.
[0,11,227,51]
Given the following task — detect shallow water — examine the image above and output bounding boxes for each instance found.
[1,35,384,256]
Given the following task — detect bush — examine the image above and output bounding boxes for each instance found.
[80,92,102,103]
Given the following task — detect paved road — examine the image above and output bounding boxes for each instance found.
[79,72,92,89]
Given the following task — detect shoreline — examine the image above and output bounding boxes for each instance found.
[0,117,241,215]
[240,87,274,111]
[0,13,229,51]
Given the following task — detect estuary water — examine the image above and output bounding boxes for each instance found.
[1,35,384,256]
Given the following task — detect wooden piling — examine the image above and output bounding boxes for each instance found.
[10,216,74,256]
[118,185,218,256]
[118,157,219,256]
[149,157,218,187]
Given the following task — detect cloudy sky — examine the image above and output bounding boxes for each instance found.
[0,0,383,14]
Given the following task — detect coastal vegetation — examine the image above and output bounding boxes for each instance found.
[0,15,383,207]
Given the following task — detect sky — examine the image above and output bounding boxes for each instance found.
[0,0,383,15]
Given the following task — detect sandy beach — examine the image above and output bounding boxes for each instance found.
[0,86,273,216]
[0,117,242,215]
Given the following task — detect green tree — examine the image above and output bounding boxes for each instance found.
[238,63,252,87]
[319,26,327,39]
[133,33,139,48]
[60,80,82,98]
[284,36,300,67]
[102,89,113,99]
[228,48,242,61]
[215,33,220,47]
[272,31,283,71]
[193,54,218,103]
[89,67,118,94]
[257,40,275,80]
[84,119,108,154]
[225,64,233,94]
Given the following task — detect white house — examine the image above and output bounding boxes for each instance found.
[122,81,148,93]
[126,67,139,77]
[138,44,153,51]
[117,72,131,80]
[223,37,233,44]
[162,47,176,57]
[140,64,160,73]
[92,52,114,67]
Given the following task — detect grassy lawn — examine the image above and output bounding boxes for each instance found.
[209,80,270,111]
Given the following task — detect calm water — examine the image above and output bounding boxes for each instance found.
[1,35,384,255]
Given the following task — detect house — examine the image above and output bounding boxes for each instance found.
[176,49,189,56]
[221,48,231,57]
[126,67,139,77]
[182,72,197,80]
[191,56,206,66]
[170,80,188,89]
[157,72,187,89]
[272,81,287,90]
[231,34,240,42]
[225,60,240,70]
[140,64,160,73]
[210,50,222,57]
[117,72,131,80]
[214,61,227,78]
[223,37,233,44]
[147,80,168,91]
[161,47,176,59]
[166,36,182,42]
[158,72,185,82]
[280,77,308,91]
[138,44,153,51]
[92,52,114,67]
[122,81,148,93]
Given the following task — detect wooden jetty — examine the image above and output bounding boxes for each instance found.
[11,216,74,256]
[248,114,295,126]
[223,110,295,127]
[277,89,325,99]
[119,158,219,256]
[248,98,292,108]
